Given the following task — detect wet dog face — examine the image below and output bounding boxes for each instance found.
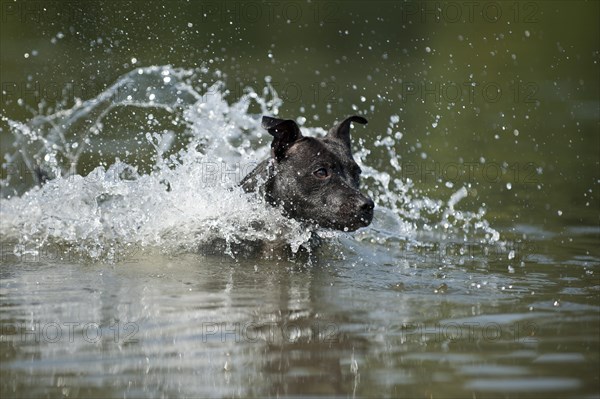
[241,116,374,232]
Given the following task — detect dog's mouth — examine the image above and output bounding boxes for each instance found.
[347,208,375,231]
[319,207,374,232]
[285,196,375,232]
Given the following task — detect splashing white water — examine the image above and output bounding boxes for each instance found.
[0,66,499,261]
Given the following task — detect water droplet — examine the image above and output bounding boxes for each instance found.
[434,283,448,293]
[350,359,358,374]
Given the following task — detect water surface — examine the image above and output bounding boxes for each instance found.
[1,1,598,398]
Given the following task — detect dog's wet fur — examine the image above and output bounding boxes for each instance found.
[201,115,374,260]
[241,115,374,233]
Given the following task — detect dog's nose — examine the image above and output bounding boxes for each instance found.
[359,197,375,211]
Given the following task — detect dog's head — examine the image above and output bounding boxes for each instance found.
[259,115,374,231]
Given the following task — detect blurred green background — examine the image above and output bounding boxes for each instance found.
[1,0,598,230]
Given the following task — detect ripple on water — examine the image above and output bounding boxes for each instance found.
[465,377,581,392]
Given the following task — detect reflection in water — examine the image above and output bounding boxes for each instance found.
[1,232,598,398]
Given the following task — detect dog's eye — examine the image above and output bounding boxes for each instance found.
[313,167,329,179]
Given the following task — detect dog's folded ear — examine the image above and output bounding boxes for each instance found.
[327,115,368,150]
[262,116,303,162]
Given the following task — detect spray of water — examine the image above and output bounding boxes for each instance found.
[0,66,499,262]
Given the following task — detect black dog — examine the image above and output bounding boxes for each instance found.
[241,116,374,232]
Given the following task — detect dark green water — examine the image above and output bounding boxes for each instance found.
[1,1,598,398]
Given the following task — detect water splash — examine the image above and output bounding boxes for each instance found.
[1,66,499,261]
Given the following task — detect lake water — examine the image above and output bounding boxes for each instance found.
[1,1,598,398]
